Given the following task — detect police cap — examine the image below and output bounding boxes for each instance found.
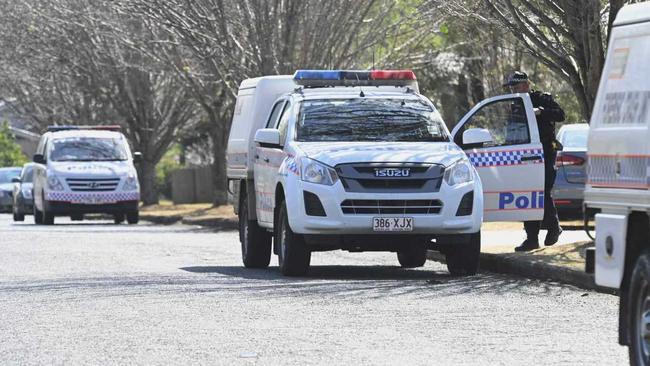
[503,71,529,87]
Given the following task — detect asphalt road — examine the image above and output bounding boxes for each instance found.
[0,214,627,365]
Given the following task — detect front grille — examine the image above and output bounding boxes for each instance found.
[66,178,120,192]
[336,163,444,193]
[341,199,443,215]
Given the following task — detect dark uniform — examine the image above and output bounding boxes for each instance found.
[503,71,565,252]
[524,90,565,244]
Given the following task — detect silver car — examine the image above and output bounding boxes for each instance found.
[12,163,35,221]
[552,123,588,218]
[0,167,22,213]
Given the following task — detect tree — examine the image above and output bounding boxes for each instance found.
[0,122,28,167]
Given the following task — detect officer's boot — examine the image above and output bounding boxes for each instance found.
[544,225,563,246]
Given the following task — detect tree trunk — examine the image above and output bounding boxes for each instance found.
[139,159,159,206]
[211,123,229,206]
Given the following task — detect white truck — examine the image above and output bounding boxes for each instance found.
[227,69,547,276]
[585,3,650,364]
[32,126,141,225]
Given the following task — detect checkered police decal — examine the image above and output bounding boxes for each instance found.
[466,149,544,168]
[47,191,140,203]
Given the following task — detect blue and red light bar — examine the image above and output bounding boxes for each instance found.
[47,125,122,132]
[294,69,417,87]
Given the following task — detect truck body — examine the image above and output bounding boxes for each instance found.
[584,3,650,364]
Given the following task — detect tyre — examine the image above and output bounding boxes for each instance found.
[445,231,481,276]
[397,242,427,268]
[71,214,83,221]
[43,210,55,225]
[628,251,650,366]
[126,211,139,224]
[276,201,310,276]
[33,204,43,225]
[13,212,25,222]
[113,213,125,224]
[239,194,271,268]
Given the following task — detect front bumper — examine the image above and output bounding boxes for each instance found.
[284,179,482,235]
[44,200,139,215]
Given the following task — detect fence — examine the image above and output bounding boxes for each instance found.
[171,166,215,204]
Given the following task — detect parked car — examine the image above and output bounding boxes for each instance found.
[0,167,22,213]
[552,123,589,218]
[12,163,35,221]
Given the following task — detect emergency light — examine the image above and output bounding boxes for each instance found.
[47,125,122,132]
[293,70,417,87]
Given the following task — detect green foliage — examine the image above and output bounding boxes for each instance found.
[0,122,28,167]
[156,144,183,199]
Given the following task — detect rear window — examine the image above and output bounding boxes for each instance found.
[48,137,129,162]
[560,128,588,149]
[296,98,448,142]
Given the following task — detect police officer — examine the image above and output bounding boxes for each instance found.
[503,71,565,252]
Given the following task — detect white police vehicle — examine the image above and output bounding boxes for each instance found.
[32,126,141,225]
[227,69,546,276]
[583,3,650,364]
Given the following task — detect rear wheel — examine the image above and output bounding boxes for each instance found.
[13,212,25,222]
[445,231,481,276]
[239,194,271,268]
[71,214,83,221]
[33,204,43,225]
[397,242,428,268]
[276,201,311,276]
[126,211,139,224]
[113,213,125,224]
[628,251,650,366]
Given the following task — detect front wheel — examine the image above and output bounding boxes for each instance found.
[397,242,427,268]
[126,211,139,224]
[628,251,650,366]
[239,194,271,268]
[444,231,481,276]
[114,213,125,224]
[276,201,310,276]
[13,212,25,222]
[33,204,43,225]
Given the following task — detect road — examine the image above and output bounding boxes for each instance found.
[0,214,627,365]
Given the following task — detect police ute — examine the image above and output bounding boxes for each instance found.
[584,3,650,364]
[227,69,547,276]
[32,125,141,225]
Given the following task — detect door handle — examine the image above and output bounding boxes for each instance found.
[255,154,260,159]
[520,155,543,162]
[263,157,270,163]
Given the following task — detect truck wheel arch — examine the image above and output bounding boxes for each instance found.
[274,183,285,226]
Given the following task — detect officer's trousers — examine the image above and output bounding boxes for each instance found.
[524,146,560,240]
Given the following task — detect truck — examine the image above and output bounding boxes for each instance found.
[32,126,141,225]
[227,69,548,276]
[584,3,650,364]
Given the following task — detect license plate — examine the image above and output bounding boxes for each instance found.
[76,196,111,205]
[372,217,414,232]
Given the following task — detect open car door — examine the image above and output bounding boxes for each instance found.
[451,93,545,222]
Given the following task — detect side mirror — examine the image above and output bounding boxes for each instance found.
[133,151,143,163]
[33,154,46,164]
[462,128,493,146]
[12,177,21,183]
[254,129,282,148]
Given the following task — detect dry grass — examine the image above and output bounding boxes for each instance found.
[141,201,234,219]
[482,219,594,231]
[483,241,593,271]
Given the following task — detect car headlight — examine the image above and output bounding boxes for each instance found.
[123,173,139,191]
[47,174,64,191]
[21,188,32,199]
[444,159,474,186]
[300,158,339,186]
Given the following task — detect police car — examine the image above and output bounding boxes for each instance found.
[584,3,650,364]
[227,69,547,276]
[32,126,141,225]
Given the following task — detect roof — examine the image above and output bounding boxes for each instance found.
[46,129,125,140]
[559,123,589,131]
[613,2,650,26]
[239,75,294,90]
[295,86,420,101]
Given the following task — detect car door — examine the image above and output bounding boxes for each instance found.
[451,93,545,222]
[254,99,289,224]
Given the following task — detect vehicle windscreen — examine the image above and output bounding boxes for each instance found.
[48,137,128,162]
[0,169,21,183]
[561,128,588,149]
[296,98,449,142]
